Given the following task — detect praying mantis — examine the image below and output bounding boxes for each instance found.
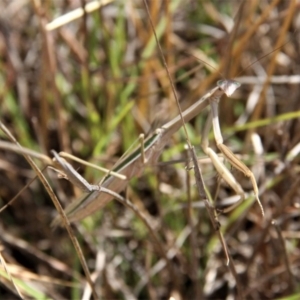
[52,78,264,224]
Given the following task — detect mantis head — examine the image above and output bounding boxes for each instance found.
[217,80,241,97]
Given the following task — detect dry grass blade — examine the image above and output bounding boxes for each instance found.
[0,251,24,299]
[45,0,114,31]
[0,122,99,299]
[272,220,296,291]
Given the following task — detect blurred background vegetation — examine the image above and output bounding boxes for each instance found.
[0,0,300,299]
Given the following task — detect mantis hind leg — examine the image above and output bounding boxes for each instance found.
[201,144,245,212]
[201,111,245,211]
[201,108,264,216]
[209,97,264,216]
[218,143,264,216]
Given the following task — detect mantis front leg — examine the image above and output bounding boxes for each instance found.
[201,80,264,216]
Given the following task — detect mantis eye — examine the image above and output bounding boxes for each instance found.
[217,80,241,97]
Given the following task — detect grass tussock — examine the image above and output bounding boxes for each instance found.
[0,0,300,299]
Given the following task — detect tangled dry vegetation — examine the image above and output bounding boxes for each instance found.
[0,0,300,299]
